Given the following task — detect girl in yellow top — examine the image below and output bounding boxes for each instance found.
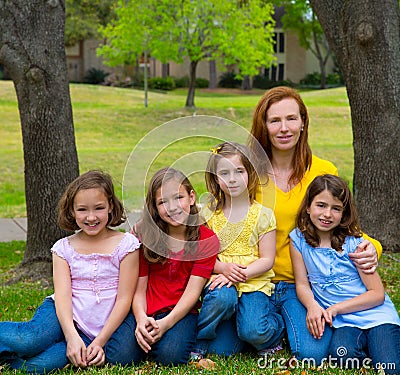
[192,142,285,360]
[248,86,382,364]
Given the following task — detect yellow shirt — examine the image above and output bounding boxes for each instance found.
[256,155,382,282]
[202,202,276,296]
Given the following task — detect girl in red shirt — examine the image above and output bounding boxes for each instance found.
[130,167,219,365]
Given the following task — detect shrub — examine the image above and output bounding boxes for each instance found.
[84,68,109,84]
[195,77,209,88]
[252,75,294,90]
[148,76,176,91]
[300,72,321,86]
[174,76,189,88]
[218,72,242,88]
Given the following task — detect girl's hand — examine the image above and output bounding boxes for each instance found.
[209,274,233,290]
[349,240,378,273]
[66,334,87,368]
[135,316,159,353]
[325,305,338,324]
[148,316,171,343]
[222,262,247,283]
[306,303,331,339]
[86,342,105,366]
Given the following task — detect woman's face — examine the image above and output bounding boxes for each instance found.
[265,98,303,153]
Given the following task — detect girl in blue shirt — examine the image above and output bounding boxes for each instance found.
[290,174,400,374]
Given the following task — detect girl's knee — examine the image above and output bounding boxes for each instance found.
[204,286,237,311]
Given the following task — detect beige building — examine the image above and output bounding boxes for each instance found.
[66,8,334,85]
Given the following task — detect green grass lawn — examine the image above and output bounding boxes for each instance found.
[0,81,353,218]
[2,81,398,374]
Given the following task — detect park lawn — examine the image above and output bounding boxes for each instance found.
[0,81,353,217]
[0,241,399,375]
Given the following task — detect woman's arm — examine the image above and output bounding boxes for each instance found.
[326,267,385,318]
[349,234,382,273]
[149,275,207,343]
[289,242,331,339]
[53,253,88,368]
[244,229,276,279]
[87,250,139,365]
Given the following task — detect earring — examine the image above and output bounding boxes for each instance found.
[301,127,304,132]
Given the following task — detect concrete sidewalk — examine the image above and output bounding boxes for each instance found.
[0,211,142,242]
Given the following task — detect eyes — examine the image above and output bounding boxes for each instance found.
[315,202,343,212]
[76,206,107,212]
[157,194,185,206]
[217,168,245,177]
[267,115,299,124]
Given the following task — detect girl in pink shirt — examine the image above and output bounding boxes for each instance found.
[0,170,140,373]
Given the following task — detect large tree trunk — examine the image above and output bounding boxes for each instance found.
[310,0,400,251]
[209,60,217,89]
[0,0,79,277]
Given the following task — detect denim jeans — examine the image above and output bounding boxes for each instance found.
[196,285,285,354]
[270,281,333,365]
[0,297,137,373]
[130,311,198,365]
[328,324,400,374]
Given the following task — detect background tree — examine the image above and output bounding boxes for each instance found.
[310,0,400,251]
[277,1,331,88]
[99,0,276,108]
[65,0,115,46]
[0,0,79,278]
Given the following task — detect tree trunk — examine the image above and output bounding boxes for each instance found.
[209,60,217,89]
[0,0,80,276]
[185,60,198,109]
[310,0,400,251]
[241,75,252,90]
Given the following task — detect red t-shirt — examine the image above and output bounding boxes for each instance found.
[139,225,219,316]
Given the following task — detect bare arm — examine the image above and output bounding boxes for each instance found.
[349,234,382,273]
[87,250,139,365]
[289,241,331,339]
[53,253,87,368]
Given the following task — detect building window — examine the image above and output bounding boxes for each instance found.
[264,63,285,82]
[273,32,285,54]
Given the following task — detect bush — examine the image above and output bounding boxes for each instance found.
[195,77,209,88]
[300,72,321,86]
[252,75,294,90]
[174,76,189,88]
[218,72,242,88]
[84,68,109,84]
[148,76,175,91]
[326,72,344,85]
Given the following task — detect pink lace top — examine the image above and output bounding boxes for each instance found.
[51,232,140,340]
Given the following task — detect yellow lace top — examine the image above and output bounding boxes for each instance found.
[202,202,276,296]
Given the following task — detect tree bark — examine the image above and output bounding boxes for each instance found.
[208,60,217,89]
[185,60,198,108]
[310,0,400,251]
[0,0,79,276]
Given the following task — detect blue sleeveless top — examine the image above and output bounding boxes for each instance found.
[290,228,400,329]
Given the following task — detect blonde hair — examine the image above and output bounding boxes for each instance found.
[205,142,258,211]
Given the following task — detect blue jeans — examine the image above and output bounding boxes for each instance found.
[196,285,285,354]
[0,297,137,373]
[328,324,400,374]
[130,311,198,365]
[270,281,333,365]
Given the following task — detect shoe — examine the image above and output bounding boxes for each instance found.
[189,352,216,369]
[258,343,284,356]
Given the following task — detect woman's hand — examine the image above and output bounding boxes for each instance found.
[86,341,105,366]
[306,303,331,339]
[66,334,88,368]
[349,240,378,273]
[134,316,159,353]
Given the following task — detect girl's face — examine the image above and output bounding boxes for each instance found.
[307,189,344,237]
[216,154,249,199]
[266,98,303,153]
[73,188,111,236]
[155,179,195,228]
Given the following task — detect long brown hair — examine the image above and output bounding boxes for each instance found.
[138,167,200,263]
[296,174,362,251]
[248,86,312,187]
[205,142,259,211]
[57,170,125,231]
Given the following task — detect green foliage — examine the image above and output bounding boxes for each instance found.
[195,77,209,89]
[148,77,176,91]
[218,72,242,88]
[173,76,190,88]
[65,0,116,46]
[300,72,343,86]
[252,75,294,90]
[98,0,276,106]
[84,68,110,84]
